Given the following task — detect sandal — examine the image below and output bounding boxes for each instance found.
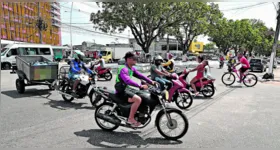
[127,120,141,127]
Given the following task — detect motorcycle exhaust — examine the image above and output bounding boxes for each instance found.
[95,113,121,125]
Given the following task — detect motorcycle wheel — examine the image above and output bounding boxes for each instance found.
[104,72,113,81]
[155,109,189,140]
[61,84,74,102]
[175,91,193,109]
[89,91,104,107]
[95,103,120,131]
[201,84,215,98]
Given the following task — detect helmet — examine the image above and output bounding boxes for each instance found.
[154,55,163,61]
[98,54,102,58]
[74,50,85,60]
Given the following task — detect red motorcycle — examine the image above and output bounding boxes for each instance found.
[178,69,216,98]
[90,64,113,81]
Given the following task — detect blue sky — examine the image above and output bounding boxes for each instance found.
[60,2,277,46]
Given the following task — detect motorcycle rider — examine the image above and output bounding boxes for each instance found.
[185,56,208,96]
[219,55,225,68]
[162,53,175,73]
[115,52,155,127]
[233,51,250,83]
[94,54,106,73]
[150,55,172,90]
[68,51,93,97]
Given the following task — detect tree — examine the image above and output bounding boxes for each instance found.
[208,18,234,55]
[166,2,223,54]
[204,42,215,50]
[90,2,184,53]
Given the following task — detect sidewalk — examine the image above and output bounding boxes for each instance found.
[261,67,280,85]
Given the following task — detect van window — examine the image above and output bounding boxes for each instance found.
[108,51,111,55]
[7,48,18,56]
[18,47,39,55]
[27,48,38,55]
[39,48,51,55]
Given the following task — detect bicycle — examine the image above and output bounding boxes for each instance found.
[221,65,258,87]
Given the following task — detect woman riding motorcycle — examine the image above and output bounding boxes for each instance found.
[185,55,207,96]
[68,50,92,97]
[115,52,155,127]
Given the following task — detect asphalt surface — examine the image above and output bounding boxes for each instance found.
[1,62,279,148]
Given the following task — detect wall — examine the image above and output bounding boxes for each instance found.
[0,2,61,45]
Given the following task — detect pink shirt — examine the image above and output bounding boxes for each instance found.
[239,56,250,68]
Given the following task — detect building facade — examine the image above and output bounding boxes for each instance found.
[0,2,61,45]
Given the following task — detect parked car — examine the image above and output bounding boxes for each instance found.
[250,58,268,72]
[118,58,125,65]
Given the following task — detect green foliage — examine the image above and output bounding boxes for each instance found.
[209,18,274,56]
[204,42,215,50]
[166,2,223,54]
[90,2,184,53]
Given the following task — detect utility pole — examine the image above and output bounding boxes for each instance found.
[267,2,280,79]
[70,2,73,57]
[38,2,42,43]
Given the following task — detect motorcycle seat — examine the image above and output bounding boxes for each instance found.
[108,93,130,105]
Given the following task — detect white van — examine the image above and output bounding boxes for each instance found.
[1,43,54,70]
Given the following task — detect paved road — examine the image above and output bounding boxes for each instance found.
[1,63,279,148]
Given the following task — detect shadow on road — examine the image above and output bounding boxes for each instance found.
[43,98,95,111]
[228,85,243,88]
[74,129,182,148]
[193,95,213,100]
[1,89,51,99]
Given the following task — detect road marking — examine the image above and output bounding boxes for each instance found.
[139,87,237,145]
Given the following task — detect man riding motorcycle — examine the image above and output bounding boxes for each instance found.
[150,55,172,90]
[68,51,92,97]
[95,54,105,72]
[162,53,175,73]
[115,52,155,127]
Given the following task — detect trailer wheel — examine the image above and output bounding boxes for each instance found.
[16,79,25,94]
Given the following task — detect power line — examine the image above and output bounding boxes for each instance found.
[60,5,92,15]
[61,23,130,39]
[233,2,270,17]
[221,2,268,11]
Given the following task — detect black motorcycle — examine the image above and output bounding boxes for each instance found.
[94,82,189,140]
[219,61,224,69]
[52,65,99,104]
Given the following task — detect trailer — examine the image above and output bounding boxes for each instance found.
[100,47,133,63]
[14,56,59,94]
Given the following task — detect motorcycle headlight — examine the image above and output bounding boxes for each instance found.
[161,90,169,100]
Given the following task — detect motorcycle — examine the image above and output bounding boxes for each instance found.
[55,69,99,104]
[160,73,193,109]
[219,61,224,69]
[89,63,113,81]
[94,82,189,140]
[179,69,216,98]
